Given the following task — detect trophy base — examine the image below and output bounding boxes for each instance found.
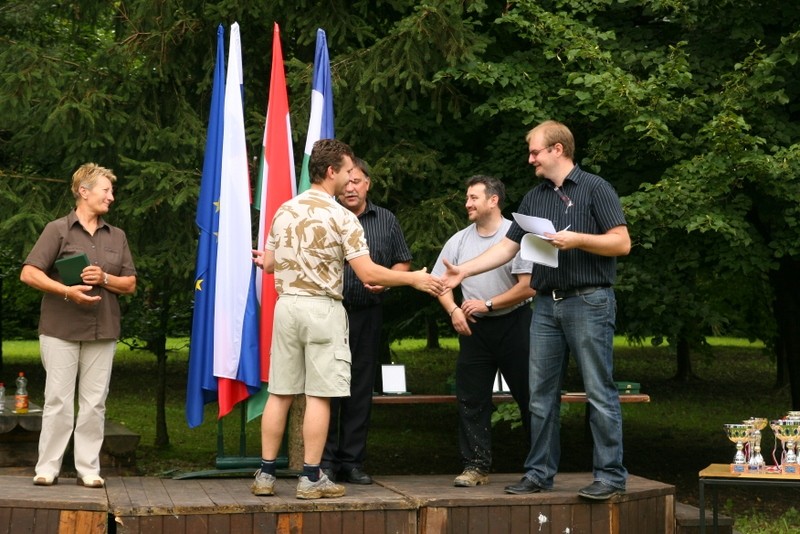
[729,463,748,473]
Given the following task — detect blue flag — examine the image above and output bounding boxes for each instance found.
[298,28,334,192]
[186,25,226,428]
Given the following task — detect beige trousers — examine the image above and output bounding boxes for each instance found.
[35,335,116,479]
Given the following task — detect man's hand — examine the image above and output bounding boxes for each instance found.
[440,259,466,290]
[252,249,265,268]
[410,268,445,296]
[363,283,387,294]
[450,307,474,336]
[545,229,578,251]
[460,298,490,318]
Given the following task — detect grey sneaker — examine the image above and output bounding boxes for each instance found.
[296,473,346,499]
[454,468,489,487]
[251,469,276,496]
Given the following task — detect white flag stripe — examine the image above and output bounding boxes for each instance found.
[214,22,253,379]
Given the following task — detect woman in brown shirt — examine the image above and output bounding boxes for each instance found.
[20,163,136,488]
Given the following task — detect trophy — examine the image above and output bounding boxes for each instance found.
[743,417,767,470]
[770,419,800,473]
[724,423,750,467]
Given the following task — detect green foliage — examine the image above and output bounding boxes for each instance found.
[2,0,800,416]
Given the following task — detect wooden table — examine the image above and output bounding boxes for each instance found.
[698,463,800,533]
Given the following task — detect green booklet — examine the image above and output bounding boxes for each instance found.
[55,253,90,285]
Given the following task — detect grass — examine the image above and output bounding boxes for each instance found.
[2,337,799,532]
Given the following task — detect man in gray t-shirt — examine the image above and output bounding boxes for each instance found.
[432,175,535,487]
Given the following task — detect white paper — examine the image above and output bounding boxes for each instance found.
[513,213,559,267]
[493,371,510,393]
[381,364,408,394]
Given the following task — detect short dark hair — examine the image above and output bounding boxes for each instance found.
[466,175,506,206]
[309,139,355,184]
[352,156,371,180]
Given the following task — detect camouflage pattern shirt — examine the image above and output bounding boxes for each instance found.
[267,189,370,299]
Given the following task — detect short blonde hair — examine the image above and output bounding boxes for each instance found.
[525,120,575,159]
[71,163,116,200]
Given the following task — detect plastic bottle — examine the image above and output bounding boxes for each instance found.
[0,382,5,413]
[15,372,28,414]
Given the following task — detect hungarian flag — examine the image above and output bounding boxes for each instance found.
[186,25,226,428]
[297,28,334,193]
[246,22,297,421]
[213,22,262,418]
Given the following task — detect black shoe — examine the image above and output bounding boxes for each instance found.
[343,467,373,485]
[504,477,544,495]
[321,467,337,482]
[578,481,624,500]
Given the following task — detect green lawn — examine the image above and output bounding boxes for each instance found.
[1,336,798,533]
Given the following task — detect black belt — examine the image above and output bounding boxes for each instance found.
[549,286,607,301]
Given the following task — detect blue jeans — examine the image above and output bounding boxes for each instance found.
[523,287,627,490]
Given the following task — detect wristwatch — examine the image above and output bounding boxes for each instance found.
[485,299,493,312]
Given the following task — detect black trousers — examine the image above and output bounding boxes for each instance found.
[322,305,382,471]
[457,304,532,471]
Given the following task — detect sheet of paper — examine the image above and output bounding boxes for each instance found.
[512,212,556,240]
[513,213,559,267]
[381,364,408,394]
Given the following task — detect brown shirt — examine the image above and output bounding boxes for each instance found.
[23,210,136,341]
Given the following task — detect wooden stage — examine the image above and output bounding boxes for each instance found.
[0,472,675,533]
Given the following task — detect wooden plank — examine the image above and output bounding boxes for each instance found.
[302,511,321,534]
[372,393,650,405]
[420,506,447,534]
[486,505,510,534]
[570,502,591,533]
[33,509,62,534]
[340,510,363,534]
[509,505,529,534]
[276,512,303,534]
[385,510,415,534]
[161,513,186,534]
[319,510,341,534]
[362,510,384,534]
[449,506,468,534]
[252,512,278,534]
[467,506,489,533]
[11,508,35,533]
[207,512,231,533]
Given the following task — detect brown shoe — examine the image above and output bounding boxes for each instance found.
[454,469,489,487]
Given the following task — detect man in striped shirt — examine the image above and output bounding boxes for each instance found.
[441,120,631,501]
[322,157,412,485]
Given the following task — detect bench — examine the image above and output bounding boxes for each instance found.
[372,392,651,405]
[373,393,650,442]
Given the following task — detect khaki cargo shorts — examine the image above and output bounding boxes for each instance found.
[268,295,351,397]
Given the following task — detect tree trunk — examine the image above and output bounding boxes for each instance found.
[287,395,305,470]
[426,315,440,349]
[674,337,693,381]
[772,258,800,409]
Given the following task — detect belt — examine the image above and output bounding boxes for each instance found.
[550,286,607,301]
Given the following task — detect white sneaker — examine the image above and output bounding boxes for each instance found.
[251,469,276,496]
[296,473,346,499]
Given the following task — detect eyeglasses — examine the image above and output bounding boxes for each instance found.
[553,186,574,212]
[529,145,553,157]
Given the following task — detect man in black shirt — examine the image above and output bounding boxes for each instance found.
[442,120,631,500]
[322,157,412,484]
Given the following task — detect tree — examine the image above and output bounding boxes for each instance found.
[2,0,800,443]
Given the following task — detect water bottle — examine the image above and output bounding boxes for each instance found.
[0,382,5,413]
[15,372,28,414]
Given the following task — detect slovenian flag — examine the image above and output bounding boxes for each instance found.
[297,28,334,193]
[246,23,297,421]
[213,22,262,419]
[186,24,226,428]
